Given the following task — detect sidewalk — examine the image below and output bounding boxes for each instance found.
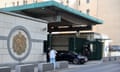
[11,60,102,72]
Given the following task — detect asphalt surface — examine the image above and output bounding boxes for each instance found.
[57,61,120,72]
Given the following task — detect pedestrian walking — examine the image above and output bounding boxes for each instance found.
[49,48,57,70]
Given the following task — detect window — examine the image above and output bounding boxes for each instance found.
[66,0,69,4]
[17,1,19,6]
[23,0,27,5]
[35,0,38,3]
[61,0,63,4]
[12,2,15,6]
[86,0,90,3]
[86,9,90,15]
[5,3,7,7]
[79,0,80,6]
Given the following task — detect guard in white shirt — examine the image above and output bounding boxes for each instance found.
[49,48,57,69]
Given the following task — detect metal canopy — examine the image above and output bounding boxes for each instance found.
[1,1,103,32]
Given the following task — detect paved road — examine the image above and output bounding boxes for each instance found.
[58,62,120,72]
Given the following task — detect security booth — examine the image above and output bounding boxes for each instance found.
[1,1,103,61]
[69,35,103,60]
[48,32,106,60]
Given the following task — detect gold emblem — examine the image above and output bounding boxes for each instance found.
[13,32,27,55]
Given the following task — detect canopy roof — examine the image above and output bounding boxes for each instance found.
[1,1,103,32]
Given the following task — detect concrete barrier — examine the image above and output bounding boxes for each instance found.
[103,56,120,62]
[0,67,11,72]
[116,56,120,61]
[103,57,109,62]
[15,64,34,72]
[38,63,54,72]
[56,61,68,69]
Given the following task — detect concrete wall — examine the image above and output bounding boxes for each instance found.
[0,11,47,64]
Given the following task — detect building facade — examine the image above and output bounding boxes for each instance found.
[93,0,120,45]
[0,0,120,57]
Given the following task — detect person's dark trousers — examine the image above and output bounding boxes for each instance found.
[47,53,50,62]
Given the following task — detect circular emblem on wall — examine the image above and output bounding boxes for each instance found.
[13,32,27,55]
[7,26,32,61]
